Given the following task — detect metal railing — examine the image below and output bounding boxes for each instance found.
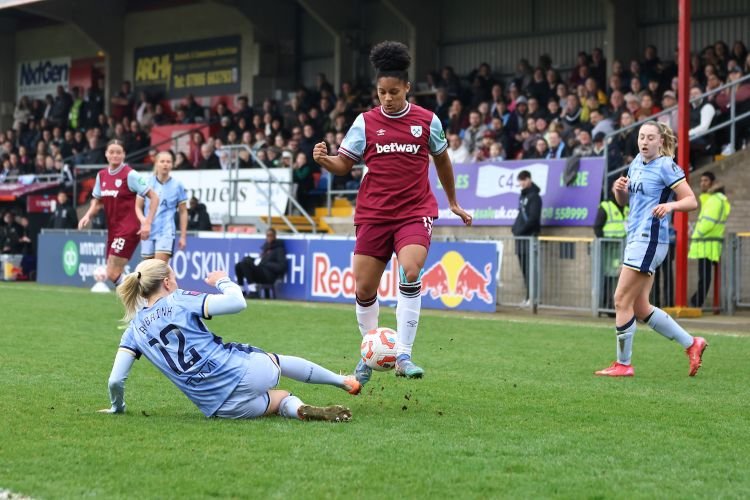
[218,144,317,234]
[321,164,366,216]
[603,73,750,196]
[732,232,750,309]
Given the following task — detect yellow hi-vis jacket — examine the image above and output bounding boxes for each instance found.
[688,189,731,262]
[600,200,626,238]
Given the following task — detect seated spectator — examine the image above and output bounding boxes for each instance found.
[1,211,24,253]
[637,92,661,120]
[658,91,679,130]
[613,111,639,165]
[624,93,641,120]
[187,197,212,230]
[526,137,549,159]
[572,130,595,157]
[486,142,505,161]
[546,130,570,159]
[460,110,488,154]
[593,132,606,156]
[590,109,615,138]
[196,143,220,169]
[446,133,471,164]
[235,228,288,298]
[174,152,193,169]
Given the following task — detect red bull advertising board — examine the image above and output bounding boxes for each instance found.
[308,240,497,312]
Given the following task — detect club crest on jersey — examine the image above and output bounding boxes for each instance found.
[115,179,123,188]
[410,125,422,138]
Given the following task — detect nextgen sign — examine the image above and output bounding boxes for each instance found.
[17,57,71,99]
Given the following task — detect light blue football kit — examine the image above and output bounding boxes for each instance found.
[119,287,265,417]
[622,153,685,275]
[140,175,188,256]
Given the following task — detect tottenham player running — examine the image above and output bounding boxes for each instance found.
[78,140,159,285]
[136,151,188,261]
[99,260,361,421]
[313,41,472,385]
[595,121,707,377]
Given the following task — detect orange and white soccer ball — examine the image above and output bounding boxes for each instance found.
[360,327,398,371]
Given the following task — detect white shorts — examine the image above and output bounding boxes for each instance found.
[214,351,281,419]
[622,241,669,276]
[141,236,175,257]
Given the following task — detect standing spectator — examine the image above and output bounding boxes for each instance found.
[13,96,31,133]
[688,85,717,161]
[512,170,542,306]
[82,85,105,129]
[50,85,73,128]
[590,109,615,139]
[196,143,220,169]
[111,81,134,121]
[688,172,731,308]
[590,47,607,90]
[1,211,24,253]
[292,151,315,214]
[184,94,205,123]
[48,191,78,229]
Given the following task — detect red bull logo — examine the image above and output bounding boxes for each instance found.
[421,251,494,307]
[312,253,399,299]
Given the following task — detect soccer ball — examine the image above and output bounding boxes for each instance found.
[93,265,107,283]
[360,327,398,371]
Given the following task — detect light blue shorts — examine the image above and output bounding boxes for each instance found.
[622,241,669,276]
[214,351,280,419]
[141,236,175,257]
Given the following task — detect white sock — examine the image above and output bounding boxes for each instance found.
[355,294,379,337]
[278,394,303,419]
[396,280,422,358]
[616,316,636,365]
[646,307,694,348]
[277,354,346,388]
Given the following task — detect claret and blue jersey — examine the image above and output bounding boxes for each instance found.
[626,153,686,245]
[119,290,257,417]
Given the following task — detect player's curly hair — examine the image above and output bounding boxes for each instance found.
[641,121,677,158]
[369,41,411,81]
[117,259,171,322]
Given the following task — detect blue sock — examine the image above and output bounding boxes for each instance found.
[645,307,694,348]
[616,316,636,365]
[278,355,345,388]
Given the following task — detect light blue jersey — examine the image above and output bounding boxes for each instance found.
[119,290,258,417]
[143,176,188,239]
[626,154,685,244]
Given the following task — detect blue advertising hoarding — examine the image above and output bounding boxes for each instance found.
[38,232,497,312]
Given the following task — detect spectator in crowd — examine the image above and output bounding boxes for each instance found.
[196,143,220,169]
[460,110,488,154]
[292,151,315,214]
[590,108,615,138]
[13,96,31,133]
[658,90,679,130]
[111,81,134,121]
[187,196,212,231]
[446,133,471,164]
[174,152,192,169]
[235,228,288,298]
[48,191,78,229]
[573,130,595,157]
[688,172,731,308]
[688,85,717,162]
[50,85,72,128]
[545,130,569,159]
[1,211,25,253]
[511,170,542,306]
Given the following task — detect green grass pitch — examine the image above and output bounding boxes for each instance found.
[1,282,749,499]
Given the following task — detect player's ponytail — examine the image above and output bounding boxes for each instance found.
[117,260,171,322]
[370,41,411,81]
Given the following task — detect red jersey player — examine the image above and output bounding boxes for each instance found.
[313,41,471,385]
[78,139,159,286]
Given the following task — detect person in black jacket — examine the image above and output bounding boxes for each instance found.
[511,170,542,304]
[235,228,288,297]
[48,191,78,229]
[186,197,212,231]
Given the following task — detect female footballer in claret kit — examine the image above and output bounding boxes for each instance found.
[314,41,472,386]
